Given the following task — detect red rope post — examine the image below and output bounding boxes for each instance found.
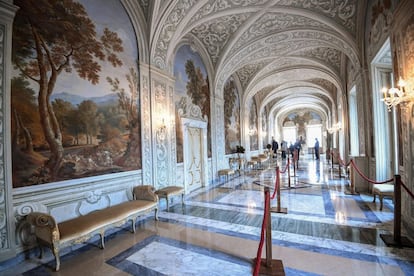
[394,175,401,243]
[287,156,291,188]
[349,164,356,194]
[380,175,414,248]
[276,166,281,210]
[270,166,287,214]
[253,190,269,276]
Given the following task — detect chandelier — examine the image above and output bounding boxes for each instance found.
[327,122,341,134]
[381,78,414,111]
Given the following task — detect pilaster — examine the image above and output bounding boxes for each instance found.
[0,0,19,261]
[148,66,176,189]
[213,96,225,173]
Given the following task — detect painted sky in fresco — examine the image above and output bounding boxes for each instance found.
[14,0,137,98]
[174,45,208,96]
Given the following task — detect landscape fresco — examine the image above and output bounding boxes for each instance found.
[11,0,140,188]
[223,77,241,154]
[249,97,259,151]
[262,109,268,148]
[283,111,322,144]
[174,45,211,163]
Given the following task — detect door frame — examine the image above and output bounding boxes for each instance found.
[181,117,208,193]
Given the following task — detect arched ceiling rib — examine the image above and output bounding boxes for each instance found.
[147,0,361,128]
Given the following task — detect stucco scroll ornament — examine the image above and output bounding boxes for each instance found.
[85,190,103,204]
[14,202,48,246]
[177,96,206,121]
[370,9,391,47]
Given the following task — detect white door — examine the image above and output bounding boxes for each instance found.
[185,127,203,192]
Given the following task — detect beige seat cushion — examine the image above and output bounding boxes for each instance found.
[373,184,394,196]
[59,200,156,242]
[218,169,235,176]
[155,186,184,197]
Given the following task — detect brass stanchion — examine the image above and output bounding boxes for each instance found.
[338,162,342,178]
[287,157,291,188]
[255,188,285,275]
[380,175,414,247]
[293,155,296,178]
[270,166,287,214]
[344,163,359,195]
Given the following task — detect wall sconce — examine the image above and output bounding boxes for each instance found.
[381,77,414,111]
[327,122,341,134]
[156,119,167,142]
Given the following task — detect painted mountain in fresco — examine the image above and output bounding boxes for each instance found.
[11,0,141,188]
[51,92,119,106]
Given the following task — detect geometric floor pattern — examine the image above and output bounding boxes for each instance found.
[4,154,414,275]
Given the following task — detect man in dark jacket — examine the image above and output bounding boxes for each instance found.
[271,137,278,158]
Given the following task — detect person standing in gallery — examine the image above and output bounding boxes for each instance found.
[314,138,320,160]
[281,140,287,159]
[271,137,279,158]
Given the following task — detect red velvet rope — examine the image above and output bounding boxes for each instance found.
[349,159,393,184]
[331,151,350,167]
[401,179,414,199]
[270,167,280,199]
[253,190,270,276]
[279,159,289,174]
[293,150,298,162]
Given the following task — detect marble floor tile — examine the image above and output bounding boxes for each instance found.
[2,154,414,275]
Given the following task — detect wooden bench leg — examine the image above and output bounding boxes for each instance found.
[379,195,384,211]
[372,194,376,203]
[38,244,43,259]
[131,218,136,233]
[100,230,105,249]
[52,245,60,271]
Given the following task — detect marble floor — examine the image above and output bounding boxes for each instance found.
[3,154,414,275]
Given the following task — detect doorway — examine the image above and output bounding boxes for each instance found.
[181,118,208,193]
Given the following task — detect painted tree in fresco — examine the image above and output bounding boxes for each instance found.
[185,60,211,156]
[107,67,141,167]
[223,79,239,154]
[249,98,258,151]
[78,100,100,145]
[12,0,123,180]
[185,60,205,107]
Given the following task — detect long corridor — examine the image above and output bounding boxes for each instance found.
[8,154,414,275]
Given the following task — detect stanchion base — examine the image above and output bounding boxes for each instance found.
[380,234,414,248]
[253,258,285,276]
[270,207,288,214]
[344,190,359,195]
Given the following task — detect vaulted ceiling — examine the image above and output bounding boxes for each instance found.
[136,0,364,126]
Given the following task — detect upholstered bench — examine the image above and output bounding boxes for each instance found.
[246,160,258,171]
[372,184,394,211]
[26,185,158,271]
[218,169,235,183]
[155,186,185,211]
[257,154,269,168]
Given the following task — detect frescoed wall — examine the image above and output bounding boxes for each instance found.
[223,77,240,154]
[249,97,258,151]
[283,110,322,145]
[11,0,140,187]
[262,109,268,149]
[174,45,211,163]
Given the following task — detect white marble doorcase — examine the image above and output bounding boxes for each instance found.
[181,118,208,193]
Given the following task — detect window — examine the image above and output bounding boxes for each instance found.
[349,86,359,156]
[306,124,322,148]
[282,126,297,145]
